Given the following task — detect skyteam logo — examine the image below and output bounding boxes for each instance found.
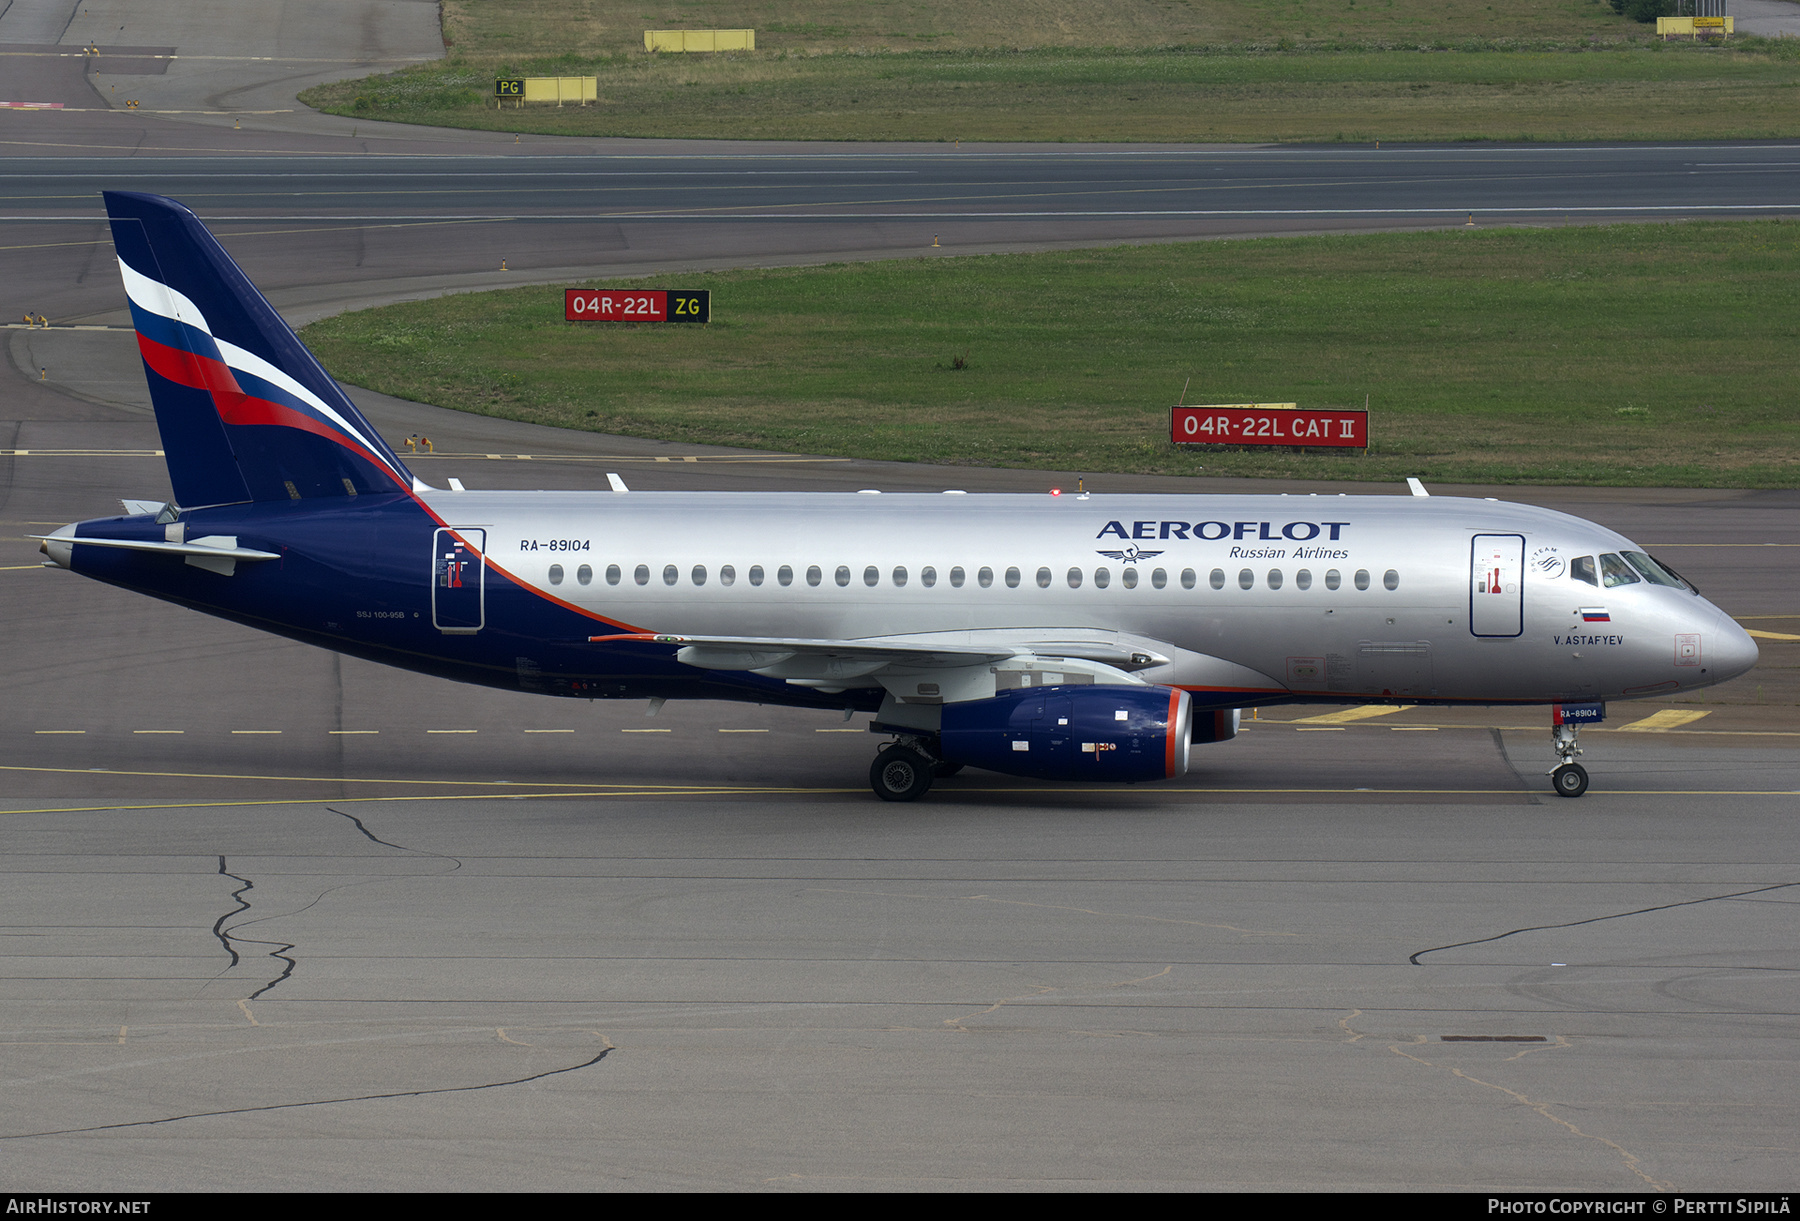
[1096,545,1164,563]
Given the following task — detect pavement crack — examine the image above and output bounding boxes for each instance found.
[1409,881,1800,965]
[327,805,461,870]
[210,854,248,969]
[1385,1043,1671,1192]
[207,854,295,999]
[0,1047,612,1140]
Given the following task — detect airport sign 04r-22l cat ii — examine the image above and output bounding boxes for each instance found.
[35,193,1759,802]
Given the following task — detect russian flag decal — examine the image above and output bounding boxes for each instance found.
[1580,607,1611,623]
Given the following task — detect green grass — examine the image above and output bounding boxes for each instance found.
[303,42,1800,143]
[295,0,1800,144]
[299,222,1800,488]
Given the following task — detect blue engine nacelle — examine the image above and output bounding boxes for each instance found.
[939,685,1193,782]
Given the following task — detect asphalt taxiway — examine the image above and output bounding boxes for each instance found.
[1,3,1797,1191]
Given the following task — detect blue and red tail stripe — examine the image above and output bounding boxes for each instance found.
[106,191,420,506]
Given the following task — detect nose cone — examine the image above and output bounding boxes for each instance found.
[1708,610,1760,685]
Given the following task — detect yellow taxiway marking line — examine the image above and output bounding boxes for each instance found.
[1389,726,1440,731]
[1746,629,1800,641]
[719,728,768,733]
[0,762,737,790]
[523,729,574,733]
[0,564,45,570]
[32,730,84,734]
[426,729,477,734]
[1618,709,1712,732]
[230,730,281,735]
[328,730,378,735]
[622,728,671,733]
[816,728,863,733]
[1295,726,1346,732]
[1290,705,1414,725]
[132,729,183,734]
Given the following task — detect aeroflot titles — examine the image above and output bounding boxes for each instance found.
[1096,520,1351,542]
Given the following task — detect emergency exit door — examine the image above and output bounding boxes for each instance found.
[432,528,486,634]
[1470,534,1524,638]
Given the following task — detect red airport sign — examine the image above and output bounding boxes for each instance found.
[1172,404,1367,449]
[565,288,709,323]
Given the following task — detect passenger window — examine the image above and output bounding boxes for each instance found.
[1122,568,1139,589]
[1036,567,1051,588]
[549,564,564,585]
[893,566,908,587]
[577,564,593,586]
[1571,556,1597,587]
[1238,568,1253,590]
[921,566,936,587]
[1354,569,1370,591]
[720,565,735,587]
[1210,568,1225,590]
[1384,569,1399,591]
[1296,568,1312,591]
[1005,567,1021,588]
[748,565,763,586]
[1095,567,1111,589]
[1325,569,1341,591]
[950,566,966,588]
[1267,569,1282,590]
[863,565,879,587]
[663,564,678,587]
[1151,568,1167,589]
[978,567,994,588]
[634,564,649,586]
[806,565,822,587]
[778,565,794,587]
[1599,553,1640,588]
[1181,568,1196,590]
[606,564,621,586]
[1067,567,1082,589]
[835,565,851,587]
[691,564,707,586]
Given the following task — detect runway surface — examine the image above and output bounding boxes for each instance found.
[1,2,1797,1192]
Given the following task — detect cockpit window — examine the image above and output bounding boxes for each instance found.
[1622,550,1689,590]
[1571,556,1598,587]
[1599,553,1641,588]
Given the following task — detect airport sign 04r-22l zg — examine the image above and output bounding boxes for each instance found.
[564,289,710,323]
[1172,404,1368,449]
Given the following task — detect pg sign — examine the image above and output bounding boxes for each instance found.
[565,289,710,323]
[1172,403,1367,450]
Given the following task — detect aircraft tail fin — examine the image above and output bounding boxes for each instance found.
[103,191,419,508]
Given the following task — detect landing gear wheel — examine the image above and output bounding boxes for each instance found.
[871,746,934,802]
[1552,762,1589,799]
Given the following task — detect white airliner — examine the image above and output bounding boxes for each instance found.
[38,193,1760,801]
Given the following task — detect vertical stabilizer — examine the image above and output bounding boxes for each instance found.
[104,191,417,508]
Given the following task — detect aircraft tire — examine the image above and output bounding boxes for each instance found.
[871,746,934,802]
[1552,762,1589,799]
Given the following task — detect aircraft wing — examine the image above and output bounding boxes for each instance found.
[585,629,1274,703]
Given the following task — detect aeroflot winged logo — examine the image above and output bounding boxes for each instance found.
[1096,545,1164,563]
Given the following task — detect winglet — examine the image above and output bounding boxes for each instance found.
[1406,477,1429,498]
[607,473,629,493]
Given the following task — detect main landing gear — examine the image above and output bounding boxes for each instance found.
[870,739,939,802]
[1549,720,1588,799]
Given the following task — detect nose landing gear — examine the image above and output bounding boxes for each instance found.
[1549,720,1588,798]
